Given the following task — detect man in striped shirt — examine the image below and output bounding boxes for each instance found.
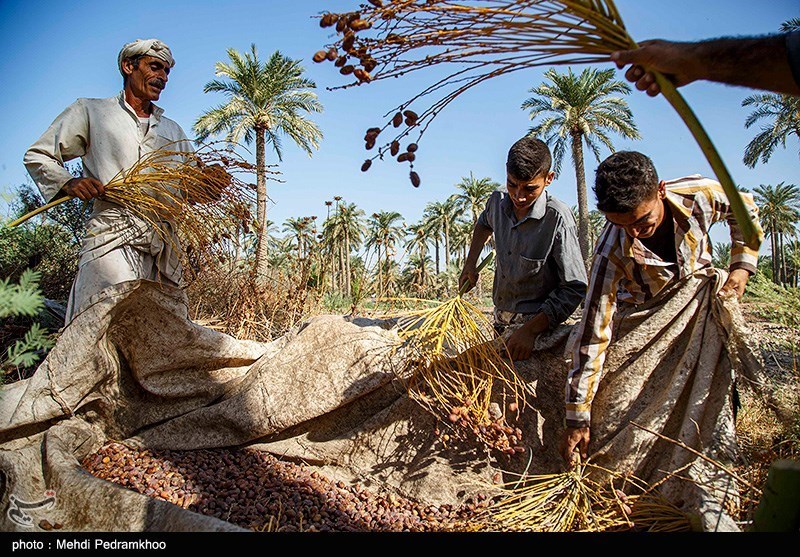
[560,151,764,466]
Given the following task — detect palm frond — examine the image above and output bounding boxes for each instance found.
[316,0,761,248]
[8,143,262,266]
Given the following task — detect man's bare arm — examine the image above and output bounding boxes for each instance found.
[611,35,800,97]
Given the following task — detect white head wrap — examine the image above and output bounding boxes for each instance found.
[118,38,175,75]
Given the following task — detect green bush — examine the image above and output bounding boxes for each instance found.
[1,269,55,376]
[1,183,84,302]
[745,272,800,329]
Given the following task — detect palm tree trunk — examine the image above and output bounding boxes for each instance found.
[779,233,785,284]
[383,233,390,297]
[794,238,799,288]
[420,247,426,293]
[444,223,451,270]
[434,239,440,275]
[332,250,338,291]
[338,242,345,294]
[345,229,352,297]
[377,244,383,298]
[571,131,591,272]
[255,127,269,285]
[771,228,779,285]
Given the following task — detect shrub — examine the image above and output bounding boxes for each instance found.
[1,269,55,378]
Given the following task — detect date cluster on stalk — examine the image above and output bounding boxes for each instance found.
[314,6,423,188]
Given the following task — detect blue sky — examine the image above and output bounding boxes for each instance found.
[0,0,797,249]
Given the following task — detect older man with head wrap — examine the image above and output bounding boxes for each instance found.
[24,38,194,325]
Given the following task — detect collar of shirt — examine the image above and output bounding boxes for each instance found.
[500,190,549,227]
[617,182,695,268]
[117,90,164,124]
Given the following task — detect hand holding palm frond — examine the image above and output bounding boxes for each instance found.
[7,143,261,260]
[315,0,760,249]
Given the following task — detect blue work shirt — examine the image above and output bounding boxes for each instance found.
[477,190,588,325]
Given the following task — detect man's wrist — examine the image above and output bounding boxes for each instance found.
[729,263,756,277]
[514,316,545,338]
[565,418,590,429]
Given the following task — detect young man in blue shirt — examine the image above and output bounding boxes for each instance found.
[459,136,588,361]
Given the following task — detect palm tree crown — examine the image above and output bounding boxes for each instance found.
[194,44,323,283]
[753,182,800,285]
[453,173,500,228]
[742,94,799,168]
[366,210,405,296]
[523,67,640,267]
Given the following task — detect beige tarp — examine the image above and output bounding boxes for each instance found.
[0,269,773,532]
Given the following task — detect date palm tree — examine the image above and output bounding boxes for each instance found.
[402,253,433,296]
[194,45,323,284]
[404,222,433,294]
[366,211,405,298]
[753,182,800,285]
[323,201,365,298]
[423,196,461,274]
[451,219,474,265]
[523,67,640,268]
[453,173,500,229]
[282,216,315,261]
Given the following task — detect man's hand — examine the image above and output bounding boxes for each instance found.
[560,427,590,468]
[611,39,700,97]
[504,313,549,361]
[459,264,478,294]
[612,35,800,97]
[720,268,750,300]
[506,326,536,361]
[62,177,106,201]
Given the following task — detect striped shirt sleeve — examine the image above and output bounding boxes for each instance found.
[703,182,764,274]
[565,245,625,428]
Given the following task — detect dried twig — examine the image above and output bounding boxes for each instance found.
[629,421,761,494]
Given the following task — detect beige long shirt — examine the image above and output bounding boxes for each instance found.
[23,91,194,283]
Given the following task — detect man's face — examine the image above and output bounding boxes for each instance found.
[603,181,667,239]
[123,55,170,102]
[506,171,554,213]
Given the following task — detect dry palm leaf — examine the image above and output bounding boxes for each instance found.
[478,459,692,532]
[316,0,760,249]
[8,142,262,262]
[379,252,529,453]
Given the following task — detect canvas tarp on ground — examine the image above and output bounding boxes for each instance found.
[0,269,773,532]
